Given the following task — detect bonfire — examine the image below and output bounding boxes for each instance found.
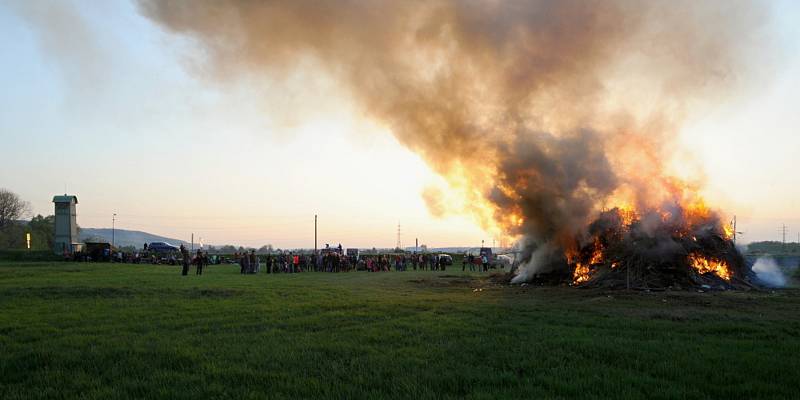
[518,203,752,290]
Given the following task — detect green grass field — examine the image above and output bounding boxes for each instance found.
[1,262,798,399]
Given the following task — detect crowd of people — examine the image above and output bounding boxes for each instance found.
[67,242,506,276]
[227,251,451,274]
[463,254,492,272]
[362,253,450,272]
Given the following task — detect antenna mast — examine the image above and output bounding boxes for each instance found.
[396,222,402,250]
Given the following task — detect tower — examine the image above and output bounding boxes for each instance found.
[396,222,402,251]
[53,195,78,254]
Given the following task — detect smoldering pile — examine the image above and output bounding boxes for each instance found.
[512,207,754,290]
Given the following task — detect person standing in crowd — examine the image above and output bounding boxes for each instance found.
[180,244,190,276]
[195,249,205,275]
[240,252,249,274]
[481,254,489,272]
[248,250,257,274]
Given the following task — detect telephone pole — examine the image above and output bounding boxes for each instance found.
[782,224,788,252]
[396,222,402,250]
[314,215,318,255]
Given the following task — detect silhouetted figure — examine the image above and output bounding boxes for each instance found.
[180,245,190,276]
[249,250,257,274]
[195,249,204,275]
[241,252,250,275]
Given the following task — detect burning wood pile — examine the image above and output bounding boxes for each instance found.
[523,204,753,290]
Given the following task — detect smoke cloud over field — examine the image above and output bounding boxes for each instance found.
[140,1,761,274]
[752,257,787,288]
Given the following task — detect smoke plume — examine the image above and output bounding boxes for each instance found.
[140,0,760,277]
[752,257,787,288]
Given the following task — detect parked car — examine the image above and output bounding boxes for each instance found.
[147,242,179,253]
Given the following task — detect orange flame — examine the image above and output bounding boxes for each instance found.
[589,245,603,265]
[572,263,591,284]
[687,253,731,281]
[722,224,734,240]
[571,240,604,284]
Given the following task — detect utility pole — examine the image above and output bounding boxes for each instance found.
[732,215,737,244]
[782,224,788,245]
[191,233,194,252]
[396,222,402,251]
[415,238,418,254]
[112,213,116,248]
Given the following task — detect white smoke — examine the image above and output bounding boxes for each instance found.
[752,257,787,288]
[511,243,555,284]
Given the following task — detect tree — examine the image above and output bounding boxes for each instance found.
[0,223,25,249]
[0,189,31,249]
[0,189,31,229]
[28,214,55,250]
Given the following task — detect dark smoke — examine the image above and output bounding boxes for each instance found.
[140,0,761,280]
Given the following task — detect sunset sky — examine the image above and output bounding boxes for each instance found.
[1,0,798,248]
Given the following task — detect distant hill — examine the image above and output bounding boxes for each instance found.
[79,228,189,248]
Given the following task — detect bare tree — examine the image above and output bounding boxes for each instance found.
[0,189,31,229]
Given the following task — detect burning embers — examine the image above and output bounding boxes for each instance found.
[550,204,748,289]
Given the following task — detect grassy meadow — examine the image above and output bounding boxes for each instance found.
[1,261,799,399]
